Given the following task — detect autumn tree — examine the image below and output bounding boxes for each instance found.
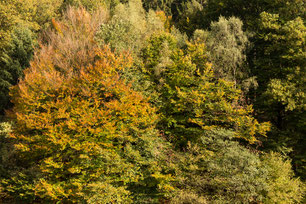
[0,7,173,203]
[2,48,172,203]
[40,6,107,71]
[0,0,64,114]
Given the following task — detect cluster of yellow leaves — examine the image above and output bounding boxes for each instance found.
[9,46,163,201]
[1,0,63,32]
[156,11,173,32]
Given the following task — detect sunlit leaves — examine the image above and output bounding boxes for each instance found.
[141,33,270,145]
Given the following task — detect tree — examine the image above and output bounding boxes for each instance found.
[142,0,175,15]
[2,47,172,203]
[252,12,306,180]
[175,0,206,36]
[169,0,305,37]
[95,0,165,54]
[0,0,63,32]
[170,129,304,203]
[60,0,111,12]
[0,7,173,203]
[12,48,168,202]
[193,16,256,91]
[204,0,305,30]
[0,0,64,115]
[0,2,16,50]
[38,6,107,72]
[140,33,270,146]
[0,26,35,114]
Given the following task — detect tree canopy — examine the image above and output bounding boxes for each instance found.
[0,0,305,203]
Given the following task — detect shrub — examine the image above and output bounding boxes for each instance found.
[261,153,305,203]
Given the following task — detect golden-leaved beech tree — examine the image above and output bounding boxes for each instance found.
[1,7,173,203]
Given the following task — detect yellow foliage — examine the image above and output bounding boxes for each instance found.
[7,44,166,202]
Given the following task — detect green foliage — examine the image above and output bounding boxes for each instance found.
[253,12,306,180]
[171,129,304,203]
[0,1,305,203]
[95,0,165,54]
[255,12,305,111]
[140,33,270,146]
[0,0,64,115]
[0,122,13,175]
[0,2,16,49]
[170,0,305,37]
[0,121,21,202]
[142,0,175,15]
[60,0,109,12]
[0,25,35,114]
[177,130,266,203]
[175,0,205,36]
[261,152,305,203]
[194,16,256,91]
[204,0,305,30]
[170,190,207,204]
[188,0,305,182]
[0,0,63,32]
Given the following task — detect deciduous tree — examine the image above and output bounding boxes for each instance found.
[141,33,270,146]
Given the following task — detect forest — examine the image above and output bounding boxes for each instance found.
[0,0,305,203]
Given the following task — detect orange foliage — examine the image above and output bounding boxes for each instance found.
[9,46,163,202]
[39,6,108,73]
[5,7,168,202]
[156,11,173,32]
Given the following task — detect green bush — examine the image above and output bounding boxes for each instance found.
[261,153,305,203]
[170,129,304,203]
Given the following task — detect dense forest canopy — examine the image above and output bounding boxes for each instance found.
[0,0,305,203]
